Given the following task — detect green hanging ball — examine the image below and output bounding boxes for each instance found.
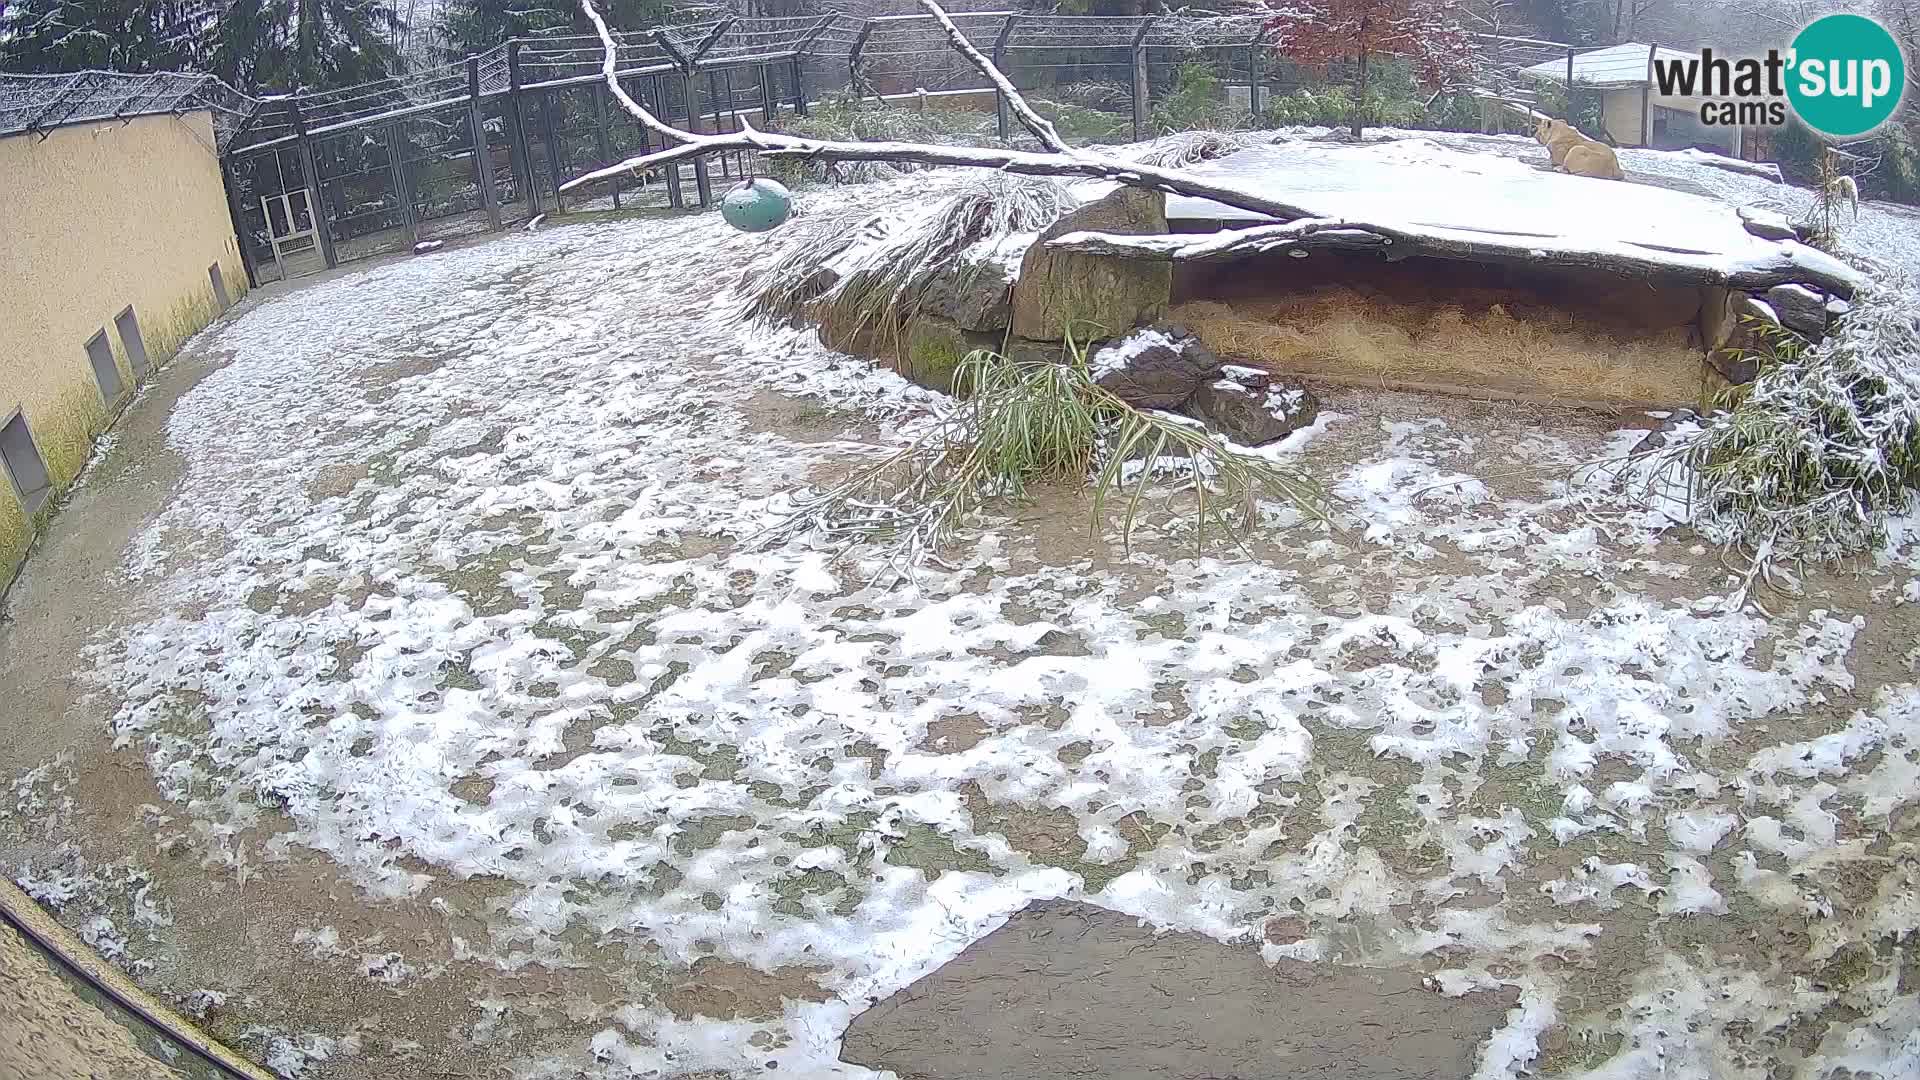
[721,178,793,233]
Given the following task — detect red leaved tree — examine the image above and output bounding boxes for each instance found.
[1265,0,1476,138]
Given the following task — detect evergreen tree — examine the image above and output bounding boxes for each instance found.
[0,0,187,72]
[439,0,566,58]
[208,0,405,91]
[435,0,677,61]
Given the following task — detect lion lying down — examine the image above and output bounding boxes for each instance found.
[1534,117,1624,180]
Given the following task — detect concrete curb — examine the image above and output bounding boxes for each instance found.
[0,877,278,1080]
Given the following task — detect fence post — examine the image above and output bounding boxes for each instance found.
[592,80,619,209]
[992,14,1018,140]
[1246,28,1266,121]
[849,19,876,102]
[506,41,540,213]
[1641,41,1655,147]
[758,63,776,126]
[467,57,502,231]
[657,26,722,207]
[790,15,835,117]
[540,87,566,211]
[1565,47,1575,123]
[385,124,419,247]
[685,72,713,205]
[287,97,337,269]
[1129,19,1152,142]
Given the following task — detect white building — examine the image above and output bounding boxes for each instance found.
[1521,42,1743,156]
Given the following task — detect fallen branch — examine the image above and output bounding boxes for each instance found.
[1047,221,1864,298]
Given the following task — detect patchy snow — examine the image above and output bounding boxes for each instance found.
[1089,327,1179,380]
[8,151,1918,1080]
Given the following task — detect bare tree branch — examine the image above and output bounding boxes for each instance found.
[913,0,1077,155]
[563,0,1324,219]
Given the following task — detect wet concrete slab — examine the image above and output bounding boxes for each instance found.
[841,900,1519,1080]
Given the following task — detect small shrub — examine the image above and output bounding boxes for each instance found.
[1645,277,1920,597]
[763,334,1333,572]
[1026,94,1133,145]
[1149,61,1246,134]
[763,96,999,185]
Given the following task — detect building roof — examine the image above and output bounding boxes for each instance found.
[1520,43,1696,89]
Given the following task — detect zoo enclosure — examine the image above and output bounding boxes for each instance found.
[3,16,1625,285]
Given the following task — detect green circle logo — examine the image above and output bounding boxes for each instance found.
[1787,14,1907,137]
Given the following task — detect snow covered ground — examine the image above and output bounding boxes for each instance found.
[2,151,1919,1080]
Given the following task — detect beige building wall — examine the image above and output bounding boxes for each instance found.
[1601,89,1646,146]
[0,109,246,590]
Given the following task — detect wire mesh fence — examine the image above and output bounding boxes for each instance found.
[0,11,1606,284]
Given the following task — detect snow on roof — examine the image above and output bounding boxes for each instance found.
[1520,43,1696,89]
[1158,138,1858,291]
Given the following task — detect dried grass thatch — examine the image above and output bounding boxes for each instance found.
[739,174,1073,358]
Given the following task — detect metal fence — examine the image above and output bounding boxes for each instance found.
[210,11,1333,284]
[0,70,256,144]
[1,13,1607,287]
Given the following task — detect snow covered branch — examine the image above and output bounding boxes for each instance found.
[914,0,1075,155]
[561,0,1322,221]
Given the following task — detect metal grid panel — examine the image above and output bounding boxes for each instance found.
[297,61,470,133]
[0,70,258,145]
[1146,14,1266,50]
[1004,15,1148,52]
[6,12,1580,162]
[702,16,834,66]
[516,29,685,91]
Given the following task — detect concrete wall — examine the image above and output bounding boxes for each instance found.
[0,109,246,591]
[1601,89,1647,146]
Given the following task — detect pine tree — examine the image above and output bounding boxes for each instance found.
[0,0,187,72]
[439,0,566,58]
[208,0,405,91]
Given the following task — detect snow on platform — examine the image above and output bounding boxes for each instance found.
[1170,139,1756,253]
[1158,138,1856,289]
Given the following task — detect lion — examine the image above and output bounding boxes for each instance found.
[1533,117,1625,181]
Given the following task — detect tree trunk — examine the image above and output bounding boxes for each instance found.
[1352,49,1369,139]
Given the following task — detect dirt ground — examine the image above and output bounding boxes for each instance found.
[1,198,1916,1080]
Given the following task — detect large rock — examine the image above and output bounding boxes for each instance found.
[901,315,997,394]
[1183,365,1320,446]
[1766,284,1829,337]
[921,234,1027,332]
[1089,325,1224,410]
[1011,187,1171,341]
[1737,205,1800,241]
